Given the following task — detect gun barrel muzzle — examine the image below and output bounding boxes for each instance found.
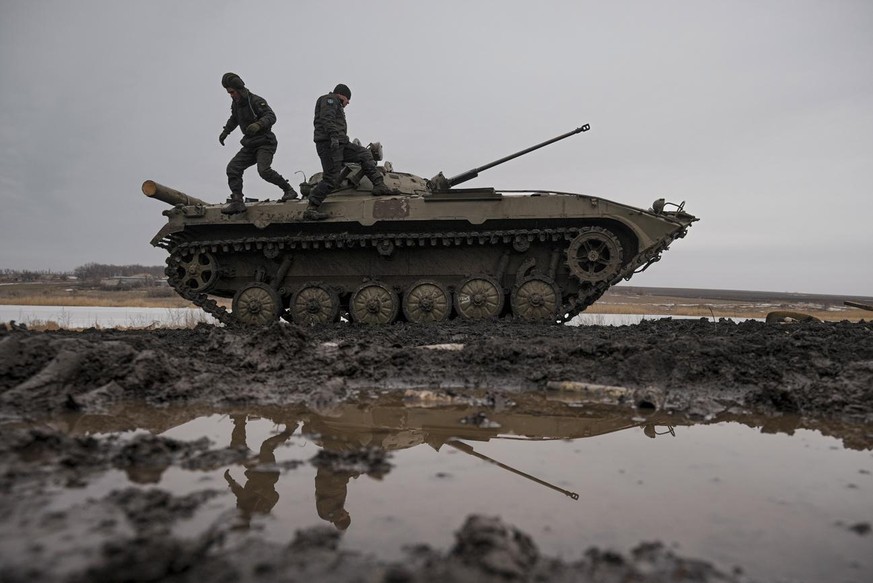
[142,180,208,207]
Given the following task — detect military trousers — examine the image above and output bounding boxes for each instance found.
[227,144,291,195]
[308,141,382,207]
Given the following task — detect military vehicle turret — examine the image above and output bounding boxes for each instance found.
[144,125,697,326]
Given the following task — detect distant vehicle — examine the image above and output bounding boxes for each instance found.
[143,125,697,326]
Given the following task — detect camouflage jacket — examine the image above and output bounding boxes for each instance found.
[223,90,278,148]
[313,92,348,143]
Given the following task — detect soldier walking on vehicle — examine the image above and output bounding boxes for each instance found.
[218,72,298,215]
[303,83,389,221]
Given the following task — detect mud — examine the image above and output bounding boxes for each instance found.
[1,318,872,582]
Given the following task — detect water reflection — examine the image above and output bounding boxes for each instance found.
[444,440,579,500]
[224,415,297,528]
[14,392,873,582]
[272,397,677,531]
[40,394,692,529]
[305,416,392,531]
[36,392,872,533]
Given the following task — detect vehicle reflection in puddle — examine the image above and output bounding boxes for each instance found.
[36,392,873,582]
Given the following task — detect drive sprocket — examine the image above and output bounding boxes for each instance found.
[566,227,623,284]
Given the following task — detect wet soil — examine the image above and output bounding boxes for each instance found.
[1,318,872,582]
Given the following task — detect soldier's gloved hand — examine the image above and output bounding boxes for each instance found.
[330,136,340,150]
[246,122,261,135]
[219,130,229,146]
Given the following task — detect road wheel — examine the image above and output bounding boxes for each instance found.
[511,276,560,322]
[403,280,451,323]
[232,283,282,326]
[349,281,399,324]
[454,276,504,320]
[290,283,340,325]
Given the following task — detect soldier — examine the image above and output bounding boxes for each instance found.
[303,83,389,221]
[218,72,298,215]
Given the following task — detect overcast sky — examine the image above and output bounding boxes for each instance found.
[1,0,871,296]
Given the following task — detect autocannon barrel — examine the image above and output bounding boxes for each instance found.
[446,124,590,188]
[141,180,208,207]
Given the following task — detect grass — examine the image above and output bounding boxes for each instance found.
[585,302,859,321]
[0,282,194,308]
[586,301,867,322]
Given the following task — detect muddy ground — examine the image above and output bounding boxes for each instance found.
[1,318,872,582]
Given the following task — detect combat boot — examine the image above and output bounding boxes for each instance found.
[280,185,299,202]
[221,192,247,215]
[302,203,328,221]
[371,181,390,196]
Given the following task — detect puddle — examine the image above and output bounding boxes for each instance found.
[0,304,755,329]
[9,393,873,583]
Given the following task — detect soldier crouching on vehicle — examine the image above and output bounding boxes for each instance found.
[303,83,389,221]
[219,72,298,215]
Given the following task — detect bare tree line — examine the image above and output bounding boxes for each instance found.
[1,264,165,283]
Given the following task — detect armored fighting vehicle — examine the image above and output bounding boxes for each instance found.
[144,125,697,326]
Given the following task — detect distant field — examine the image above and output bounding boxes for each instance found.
[0,282,193,309]
[1,282,870,322]
[588,286,873,322]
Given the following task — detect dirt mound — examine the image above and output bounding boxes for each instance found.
[2,319,871,421]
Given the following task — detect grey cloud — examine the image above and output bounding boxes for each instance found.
[1,0,871,294]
